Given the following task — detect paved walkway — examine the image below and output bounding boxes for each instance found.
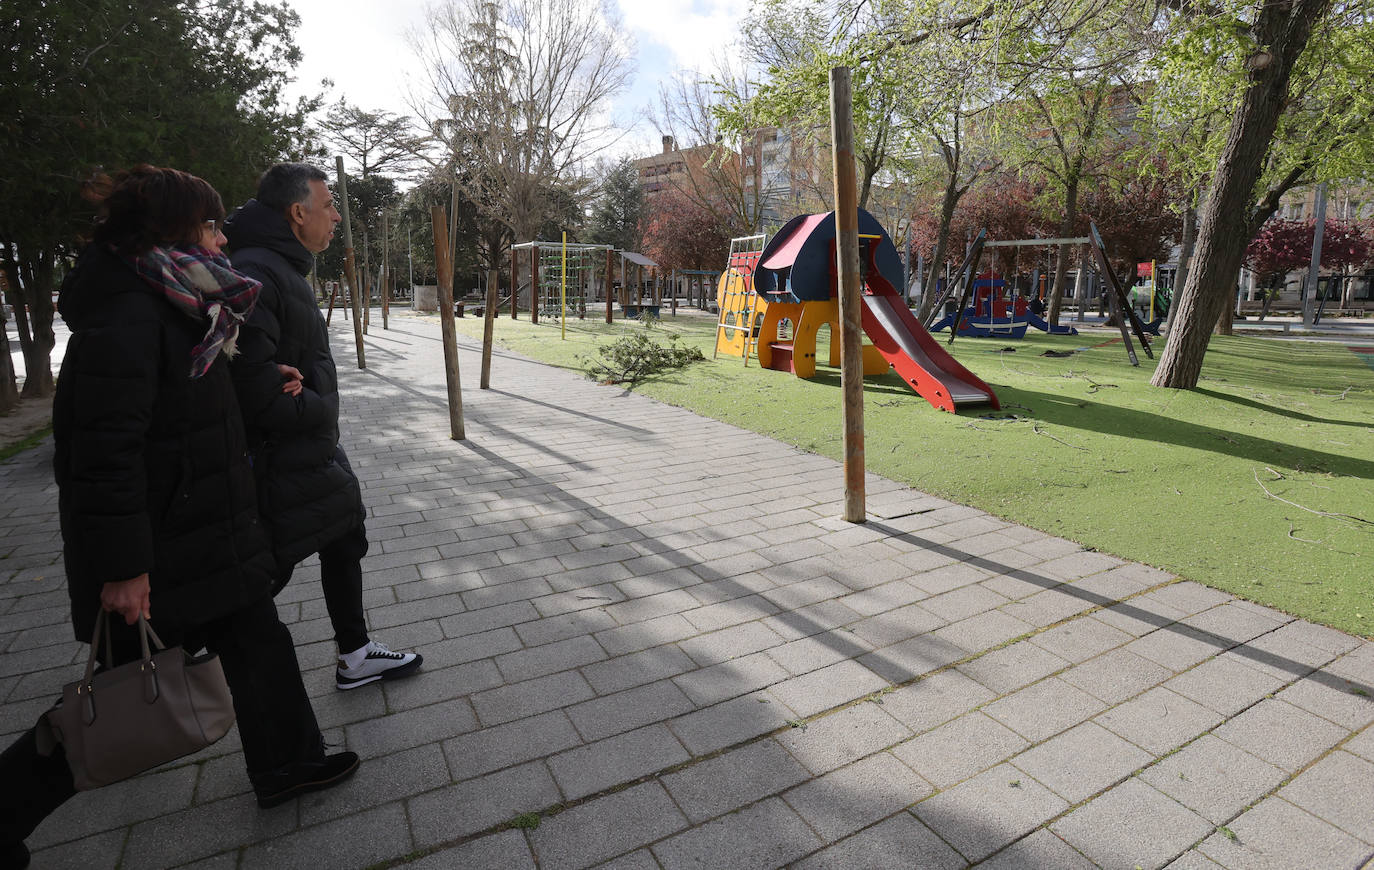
[2,311,1372,869]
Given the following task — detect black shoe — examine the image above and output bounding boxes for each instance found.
[251,751,360,809]
[1,842,29,870]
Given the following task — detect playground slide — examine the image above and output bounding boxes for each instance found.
[860,271,1000,413]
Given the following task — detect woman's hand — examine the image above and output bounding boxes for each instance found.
[276,363,304,396]
[101,573,151,625]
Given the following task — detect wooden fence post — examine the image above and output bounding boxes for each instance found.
[334,157,366,369]
[830,67,864,523]
[431,205,465,439]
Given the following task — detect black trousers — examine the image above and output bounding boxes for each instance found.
[278,516,370,655]
[0,595,322,849]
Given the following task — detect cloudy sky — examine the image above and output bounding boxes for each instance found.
[284,0,747,163]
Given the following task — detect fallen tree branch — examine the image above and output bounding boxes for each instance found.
[1033,423,1087,450]
[1253,468,1374,527]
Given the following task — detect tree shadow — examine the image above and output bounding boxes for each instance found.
[1192,387,1368,428]
[999,387,1374,479]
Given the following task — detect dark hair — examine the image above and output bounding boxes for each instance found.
[256,162,328,215]
[89,165,224,255]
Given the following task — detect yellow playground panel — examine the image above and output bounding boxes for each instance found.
[755,298,888,378]
[714,235,768,361]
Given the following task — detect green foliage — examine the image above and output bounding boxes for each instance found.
[578,331,705,386]
[587,158,644,251]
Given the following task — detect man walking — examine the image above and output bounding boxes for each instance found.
[225,163,421,690]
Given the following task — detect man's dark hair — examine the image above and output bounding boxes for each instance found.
[256,162,328,215]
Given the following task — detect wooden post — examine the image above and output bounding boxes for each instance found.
[830,67,864,524]
[605,247,613,323]
[671,269,678,315]
[431,205,465,439]
[510,246,519,320]
[481,267,497,389]
[527,246,538,324]
[335,157,366,369]
[381,210,390,331]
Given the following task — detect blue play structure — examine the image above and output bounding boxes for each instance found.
[929,274,1077,338]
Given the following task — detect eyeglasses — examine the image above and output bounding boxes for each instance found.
[204,218,224,232]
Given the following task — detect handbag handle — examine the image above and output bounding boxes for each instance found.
[80,609,170,725]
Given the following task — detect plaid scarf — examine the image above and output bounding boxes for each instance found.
[126,245,261,378]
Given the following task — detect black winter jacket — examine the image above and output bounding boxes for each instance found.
[53,245,276,641]
[224,200,362,574]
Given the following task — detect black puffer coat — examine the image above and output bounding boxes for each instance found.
[53,245,276,641]
[224,200,362,575]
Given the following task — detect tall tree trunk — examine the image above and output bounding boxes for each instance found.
[917,176,962,321]
[1046,176,1079,327]
[1163,202,1197,334]
[0,279,18,412]
[17,251,56,398]
[1152,0,1327,389]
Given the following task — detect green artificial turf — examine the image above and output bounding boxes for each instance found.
[441,310,1374,638]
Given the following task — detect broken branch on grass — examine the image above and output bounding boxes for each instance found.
[1253,468,1374,527]
[1287,521,1323,544]
[1033,423,1087,450]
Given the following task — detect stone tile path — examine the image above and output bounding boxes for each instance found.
[2,311,1371,869]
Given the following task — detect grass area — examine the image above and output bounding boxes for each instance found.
[440,309,1374,638]
[0,424,52,463]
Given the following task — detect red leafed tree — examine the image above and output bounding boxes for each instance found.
[639,189,738,271]
[909,173,1044,276]
[1242,218,1371,317]
[1081,160,1185,279]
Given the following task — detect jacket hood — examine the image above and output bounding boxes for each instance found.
[57,245,142,331]
[224,199,314,276]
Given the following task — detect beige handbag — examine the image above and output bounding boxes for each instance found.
[41,610,236,790]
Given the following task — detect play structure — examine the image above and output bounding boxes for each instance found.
[715,210,999,413]
[921,224,1153,366]
[928,273,1080,338]
[510,242,664,324]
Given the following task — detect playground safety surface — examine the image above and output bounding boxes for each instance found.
[2,310,1371,869]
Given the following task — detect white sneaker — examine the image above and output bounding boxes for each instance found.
[335,641,422,690]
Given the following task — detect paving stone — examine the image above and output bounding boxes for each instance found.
[1051,777,1213,870]
[673,650,790,706]
[121,794,299,868]
[878,668,996,735]
[983,676,1108,742]
[775,700,913,774]
[595,614,699,656]
[345,697,479,756]
[767,629,874,676]
[976,828,1097,870]
[1278,750,1374,844]
[1138,734,1288,824]
[1163,652,1287,717]
[1276,670,1374,730]
[669,692,795,756]
[782,752,933,841]
[857,631,968,685]
[678,620,786,666]
[1212,698,1349,773]
[496,635,608,683]
[1095,686,1225,755]
[28,830,125,870]
[1001,584,1098,627]
[651,797,823,870]
[767,659,889,718]
[1092,595,1189,637]
[516,609,619,647]
[603,589,699,626]
[567,678,696,742]
[403,830,535,870]
[662,738,811,823]
[29,764,199,849]
[912,763,1069,863]
[1011,721,1153,804]
[790,812,964,870]
[1182,601,1288,645]
[548,723,689,800]
[408,761,562,848]
[1061,648,1172,704]
[891,710,1028,789]
[442,710,583,780]
[1346,725,1374,763]
[382,659,504,712]
[908,561,992,596]
[1035,550,1125,581]
[531,782,687,870]
[931,609,1035,654]
[1195,796,1371,870]
[1162,850,1226,869]
[847,603,946,647]
[956,639,1068,694]
[1126,624,1229,673]
[758,599,864,641]
[921,585,1010,623]
[301,743,452,827]
[581,645,697,695]
[470,670,596,727]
